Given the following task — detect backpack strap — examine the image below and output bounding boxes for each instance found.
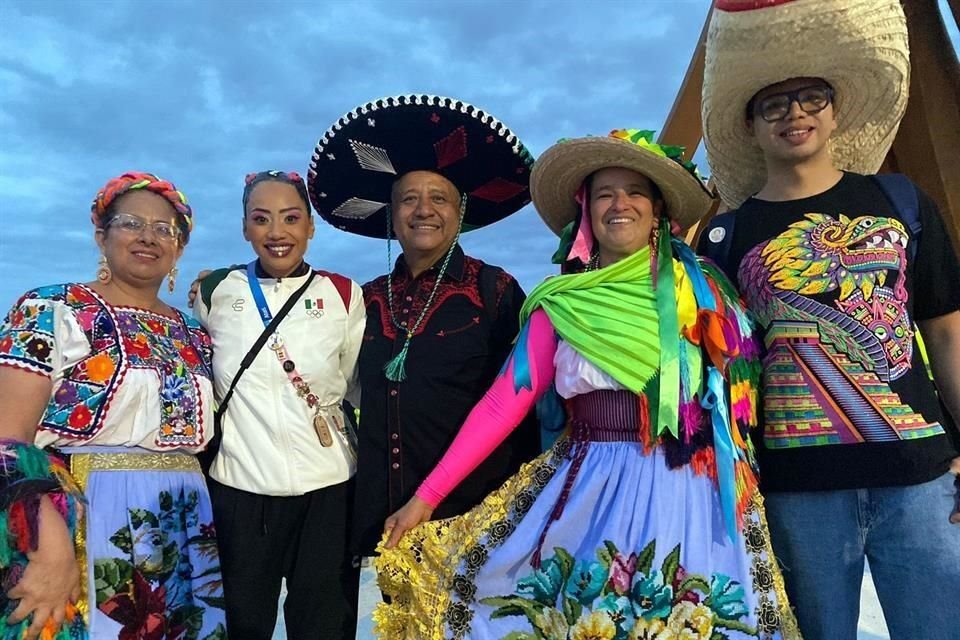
[315,270,353,310]
[871,173,931,376]
[699,214,738,279]
[872,173,921,262]
[199,265,244,311]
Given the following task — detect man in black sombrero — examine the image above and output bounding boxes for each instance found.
[307,94,540,559]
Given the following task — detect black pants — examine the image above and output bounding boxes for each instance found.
[209,478,360,639]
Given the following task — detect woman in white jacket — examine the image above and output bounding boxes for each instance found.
[194,170,365,640]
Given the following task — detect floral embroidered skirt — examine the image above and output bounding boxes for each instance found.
[67,448,226,639]
[375,435,800,640]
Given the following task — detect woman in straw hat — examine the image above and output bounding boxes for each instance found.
[375,129,800,640]
[699,1,960,638]
[0,172,225,638]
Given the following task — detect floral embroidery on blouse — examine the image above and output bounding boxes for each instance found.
[0,284,212,447]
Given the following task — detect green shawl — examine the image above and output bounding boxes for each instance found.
[519,230,681,437]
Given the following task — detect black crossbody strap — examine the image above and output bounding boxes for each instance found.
[215,271,317,422]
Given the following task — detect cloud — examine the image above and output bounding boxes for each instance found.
[0,0,715,309]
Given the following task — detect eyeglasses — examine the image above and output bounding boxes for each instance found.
[106,212,181,242]
[754,85,834,123]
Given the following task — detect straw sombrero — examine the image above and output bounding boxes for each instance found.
[702,0,910,208]
[307,95,534,239]
[531,130,713,236]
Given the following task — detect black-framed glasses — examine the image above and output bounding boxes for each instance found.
[106,212,181,243]
[754,85,834,123]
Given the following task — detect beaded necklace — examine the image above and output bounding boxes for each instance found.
[382,194,467,381]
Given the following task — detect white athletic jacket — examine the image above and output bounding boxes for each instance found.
[195,264,364,496]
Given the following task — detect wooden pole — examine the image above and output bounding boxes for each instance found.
[658,6,712,161]
[947,0,960,28]
[659,6,716,246]
[887,0,960,250]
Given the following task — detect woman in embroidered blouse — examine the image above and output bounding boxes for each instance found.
[0,172,224,639]
[192,171,365,640]
[374,131,801,640]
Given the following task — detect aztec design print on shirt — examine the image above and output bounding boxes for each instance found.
[738,213,943,449]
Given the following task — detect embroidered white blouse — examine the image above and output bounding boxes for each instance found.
[0,283,214,452]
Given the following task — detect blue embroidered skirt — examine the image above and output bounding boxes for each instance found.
[66,447,226,639]
[375,391,799,640]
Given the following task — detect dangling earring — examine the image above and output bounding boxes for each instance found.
[649,214,664,289]
[96,255,112,284]
[167,265,178,293]
[587,249,600,272]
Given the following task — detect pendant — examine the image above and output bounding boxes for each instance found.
[313,414,333,447]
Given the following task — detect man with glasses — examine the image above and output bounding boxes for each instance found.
[699,2,960,638]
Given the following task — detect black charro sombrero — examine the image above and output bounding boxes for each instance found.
[307,95,535,239]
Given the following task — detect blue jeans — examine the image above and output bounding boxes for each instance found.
[765,472,960,640]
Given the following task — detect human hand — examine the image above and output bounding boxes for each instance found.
[383,495,434,549]
[187,269,213,309]
[6,497,81,639]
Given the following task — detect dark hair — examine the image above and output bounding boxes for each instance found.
[242,171,311,215]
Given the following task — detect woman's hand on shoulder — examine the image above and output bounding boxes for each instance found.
[6,496,80,639]
[383,495,434,549]
[187,270,213,309]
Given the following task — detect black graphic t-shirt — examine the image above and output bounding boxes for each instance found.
[699,172,960,492]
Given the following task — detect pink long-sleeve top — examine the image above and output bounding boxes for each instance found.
[416,309,558,508]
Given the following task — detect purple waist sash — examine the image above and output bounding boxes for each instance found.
[532,390,641,568]
[568,390,641,442]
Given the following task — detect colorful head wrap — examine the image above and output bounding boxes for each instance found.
[91,171,193,239]
[241,170,311,214]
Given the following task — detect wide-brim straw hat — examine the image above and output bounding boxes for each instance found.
[702,0,910,208]
[307,95,534,239]
[531,130,714,236]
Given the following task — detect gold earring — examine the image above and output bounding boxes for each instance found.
[168,265,178,293]
[96,255,112,284]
